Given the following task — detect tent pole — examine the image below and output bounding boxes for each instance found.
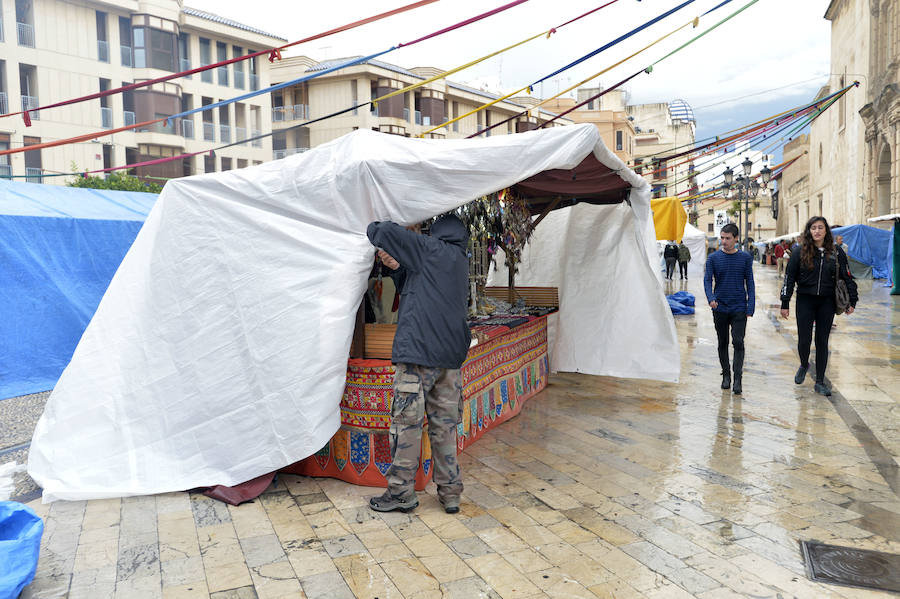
[530,196,562,232]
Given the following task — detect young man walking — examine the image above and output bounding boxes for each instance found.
[365,214,470,514]
[704,223,755,394]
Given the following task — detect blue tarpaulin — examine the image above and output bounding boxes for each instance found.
[0,180,155,399]
[832,224,892,280]
[667,291,695,314]
[0,501,44,599]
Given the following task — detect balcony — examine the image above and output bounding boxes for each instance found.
[25,168,43,183]
[121,45,132,67]
[273,147,308,160]
[250,74,259,91]
[201,67,213,84]
[234,126,247,145]
[17,22,35,47]
[251,130,262,148]
[272,105,310,122]
[0,164,11,179]
[101,107,112,128]
[98,40,109,62]
[181,118,194,139]
[203,122,215,141]
[219,124,231,143]
[22,95,40,120]
[234,70,244,89]
[217,66,228,87]
[180,59,191,78]
[123,111,136,127]
[293,104,309,120]
[0,92,7,115]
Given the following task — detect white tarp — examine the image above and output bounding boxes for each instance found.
[488,203,679,383]
[682,222,707,278]
[28,124,674,502]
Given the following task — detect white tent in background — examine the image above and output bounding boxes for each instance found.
[28,124,678,502]
[681,222,708,278]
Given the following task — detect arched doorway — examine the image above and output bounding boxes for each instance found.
[877,144,892,216]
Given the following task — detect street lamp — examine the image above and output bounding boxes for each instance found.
[725,158,759,249]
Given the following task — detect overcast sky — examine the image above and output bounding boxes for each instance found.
[187,0,833,153]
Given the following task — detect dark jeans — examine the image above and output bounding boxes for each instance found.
[796,294,835,383]
[678,261,688,278]
[713,311,746,376]
[665,258,676,279]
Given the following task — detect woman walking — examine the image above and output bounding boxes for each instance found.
[780,217,858,396]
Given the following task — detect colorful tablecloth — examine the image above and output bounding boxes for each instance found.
[283,315,549,489]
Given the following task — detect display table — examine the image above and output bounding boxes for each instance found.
[282,314,550,489]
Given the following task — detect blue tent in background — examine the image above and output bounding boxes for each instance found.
[0,180,155,399]
[832,224,893,280]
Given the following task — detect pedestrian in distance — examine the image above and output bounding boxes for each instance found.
[775,240,786,275]
[365,214,470,514]
[664,241,679,280]
[677,241,691,280]
[704,223,755,394]
[780,216,858,396]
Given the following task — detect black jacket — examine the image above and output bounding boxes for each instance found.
[780,245,858,309]
[366,215,471,369]
[664,243,679,260]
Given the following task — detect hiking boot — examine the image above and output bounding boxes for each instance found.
[441,499,460,514]
[721,372,731,390]
[814,382,832,397]
[794,366,808,385]
[369,491,418,513]
[732,377,742,395]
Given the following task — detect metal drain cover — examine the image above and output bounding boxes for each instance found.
[801,541,900,593]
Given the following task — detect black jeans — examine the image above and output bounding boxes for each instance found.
[796,293,835,383]
[665,258,676,279]
[713,311,746,376]
[678,261,688,278]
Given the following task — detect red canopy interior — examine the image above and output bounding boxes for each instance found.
[512,153,632,215]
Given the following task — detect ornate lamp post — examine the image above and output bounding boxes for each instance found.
[723,157,760,249]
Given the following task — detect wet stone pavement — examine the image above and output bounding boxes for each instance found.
[5,263,900,598]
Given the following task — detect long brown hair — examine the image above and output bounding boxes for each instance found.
[799,216,834,269]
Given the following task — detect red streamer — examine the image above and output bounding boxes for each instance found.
[398,0,529,47]
[0,0,438,122]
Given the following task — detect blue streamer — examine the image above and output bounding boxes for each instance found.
[531,0,695,87]
[702,0,734,16]
[168,48,396,121]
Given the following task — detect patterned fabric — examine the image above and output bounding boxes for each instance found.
[290,315,549,489]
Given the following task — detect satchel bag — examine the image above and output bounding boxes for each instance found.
[833,253,850,315]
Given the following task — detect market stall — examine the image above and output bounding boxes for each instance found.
[29,124,674,502]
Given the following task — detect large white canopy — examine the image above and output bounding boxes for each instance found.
[28,124,677,502]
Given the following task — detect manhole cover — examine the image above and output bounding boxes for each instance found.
[801,541,900,593]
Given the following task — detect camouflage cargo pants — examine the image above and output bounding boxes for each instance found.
[386,363,463,504]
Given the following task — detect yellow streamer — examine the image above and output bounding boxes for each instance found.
[420,16,696,137]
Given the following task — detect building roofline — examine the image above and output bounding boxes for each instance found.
[183,7,287,41]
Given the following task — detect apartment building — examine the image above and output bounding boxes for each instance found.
[540,87,635,164]
[268,56,574,158]
[627,99,697,200]
[0,0,285,184]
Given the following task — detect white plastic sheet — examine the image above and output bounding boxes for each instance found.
[682,222,708,278]
[28,124,674,502]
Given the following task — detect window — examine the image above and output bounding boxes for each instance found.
[23,135,41,182]
[148,28,176,71]
[452,101,459,132]
[199,38,212,83]
[247,50,258,90]
[96,11,109,62]
[708,208,714,215]
[616,130,623,151]
[15,0,35,47]
[232,45,244,88]
[587,99,595,110]
[204,154,215,173]
[0,133,11,178]
[216,42,228,86]
[351,80,358,115]
[119,17,132,66]
[99,78,111,128]
[178,33,190,77]
[133,27,145,67]
[708,223,714,233]
[221,157,232,171]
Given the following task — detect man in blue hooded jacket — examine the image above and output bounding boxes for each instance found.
[365,214,470,514]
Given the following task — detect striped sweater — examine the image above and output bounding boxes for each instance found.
[703,250,755,315]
